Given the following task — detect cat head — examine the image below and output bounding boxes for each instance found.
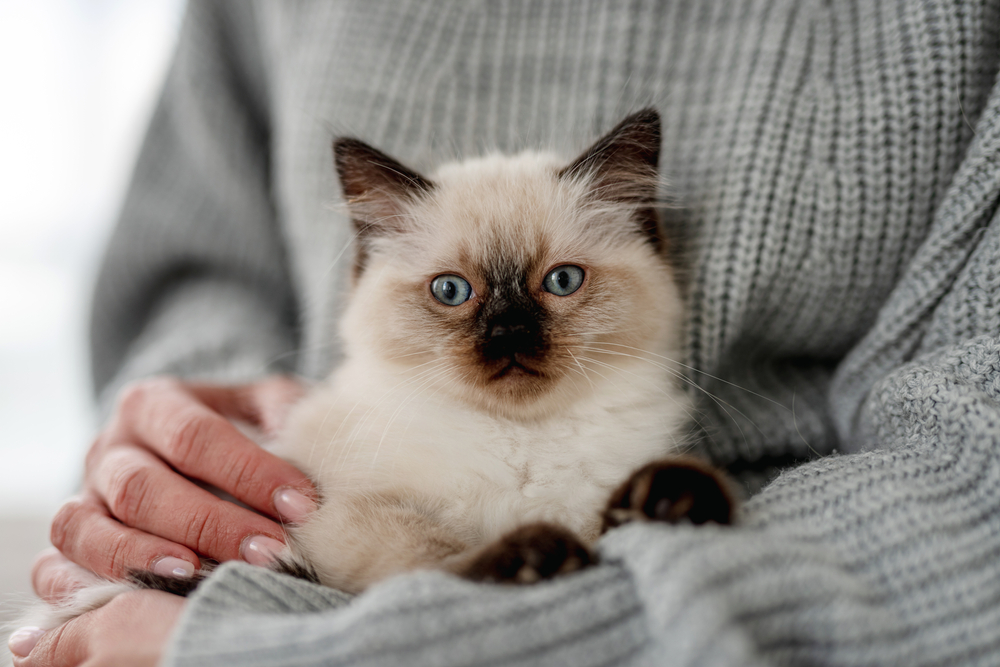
[333,109,683,419]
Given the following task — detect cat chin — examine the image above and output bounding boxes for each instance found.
[460,374,594,422]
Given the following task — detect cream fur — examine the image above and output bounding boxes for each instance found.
[273,150,690,592]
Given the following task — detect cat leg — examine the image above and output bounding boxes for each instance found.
[601,457,737,531]
[456,522,595,585]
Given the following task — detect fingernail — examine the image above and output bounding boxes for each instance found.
[153,556,196,579]
[8,627,45,657]
[242,535,285,567]
[274,488,316,524]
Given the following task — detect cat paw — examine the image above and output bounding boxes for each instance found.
[461,522,595,584]
[602,457,736,532]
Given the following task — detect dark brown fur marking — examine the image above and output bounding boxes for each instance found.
[461,522,595,584]
[271,557,322,585]
[602,457,736,532]
[332,137,435,280]
[559,108,663,250]
[127,564,215,598]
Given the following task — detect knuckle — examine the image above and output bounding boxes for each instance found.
[106,463,153,526]
[83,436,104,474]
[224,450,262,496]
[50,497,87,551]
[116,376,179,416]
[115,380,148,416]
[30,548,63,597]
[42,622,73,664]
[165,411,212,469]
[183,505,218,556]
[103,531,134,579]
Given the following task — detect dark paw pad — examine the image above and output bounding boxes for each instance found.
[602,457,736,532]
[462,522,595,584]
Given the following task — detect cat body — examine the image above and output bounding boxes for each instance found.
[276,140,690,591]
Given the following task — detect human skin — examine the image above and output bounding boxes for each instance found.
[9,549,183,666]
[46,375,316,580]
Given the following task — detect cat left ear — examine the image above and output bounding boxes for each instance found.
[333,137,434,237]
[559,109,663,249]
[334,138,434,279]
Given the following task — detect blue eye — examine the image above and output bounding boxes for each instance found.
[543,265,585,296]
[431,274,472,306]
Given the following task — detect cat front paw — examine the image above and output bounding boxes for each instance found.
[602,457,736,532]
[461,522,595,584]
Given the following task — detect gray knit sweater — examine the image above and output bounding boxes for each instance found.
[91,1,1000,665]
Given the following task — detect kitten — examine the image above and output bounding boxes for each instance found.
[272,107,733,590]
[19,109,734,633]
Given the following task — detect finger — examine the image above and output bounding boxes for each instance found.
[49,493,200,582]
[118,379,315,521]
[188,377,305,435]
[11,615,87,667]
[92,446,287,563]
[30,549,102,604]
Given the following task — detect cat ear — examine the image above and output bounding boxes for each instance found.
[333,137,434,237]
[559,108,663,250]
[333,138,434,279]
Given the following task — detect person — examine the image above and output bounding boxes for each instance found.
[10,0,1000,665]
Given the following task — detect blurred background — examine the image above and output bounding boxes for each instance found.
[0,0,184,641]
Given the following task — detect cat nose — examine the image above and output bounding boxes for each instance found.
[481,313,543,360]
[490,323,527,338]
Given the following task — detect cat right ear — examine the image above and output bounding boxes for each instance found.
[333,137,434,237]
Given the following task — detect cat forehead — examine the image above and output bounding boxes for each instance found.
[413,151,593,258]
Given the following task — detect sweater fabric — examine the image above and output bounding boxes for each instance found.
[90,0,1000,665]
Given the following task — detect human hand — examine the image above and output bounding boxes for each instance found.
[10,549,184,667]
[48,375,316,581]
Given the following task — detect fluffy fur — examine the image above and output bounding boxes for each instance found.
[281,120,689,591]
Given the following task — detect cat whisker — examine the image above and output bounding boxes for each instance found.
[319,359,453,478]
[337,359,454,468]
[566,348,596,390]
[581,341,791,411]
[369,360,461,468]
[384,349,438,362]
[573,355,699,451]
[386,364,473,472]
[575,345,765,453]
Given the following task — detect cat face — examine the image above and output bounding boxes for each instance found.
[334,110,683,418]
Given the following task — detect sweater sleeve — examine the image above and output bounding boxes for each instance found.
[90,0,298,414]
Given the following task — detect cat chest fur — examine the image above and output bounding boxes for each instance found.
[278,356,686,536]
[272,352,687,591]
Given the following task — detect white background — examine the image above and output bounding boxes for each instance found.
[0,0,184,519]
[0,2,185,644]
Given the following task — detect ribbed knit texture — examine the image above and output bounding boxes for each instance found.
[88,0,1000,664]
